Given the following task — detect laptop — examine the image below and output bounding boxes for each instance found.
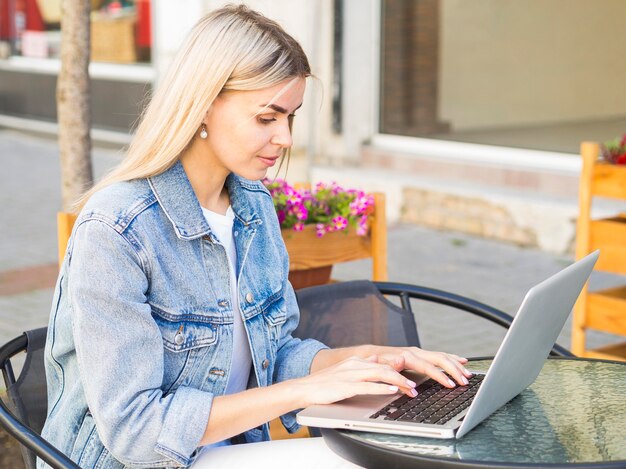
[296,250,599,439]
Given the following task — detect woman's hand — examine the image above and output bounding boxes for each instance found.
[373,347,472,390]
[292,355,418,408]
[309,345,472,401]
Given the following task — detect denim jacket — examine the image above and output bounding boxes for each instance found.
[38,161,327,468]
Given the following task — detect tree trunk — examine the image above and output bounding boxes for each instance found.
[57,0,93,212]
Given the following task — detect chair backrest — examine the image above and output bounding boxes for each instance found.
[293,280,418,348]
[57,212,78,268]
[4,329,48,437]
[293,279,573,358]
[2,328,48,469]
[572,142,626,360]
[0,329,79,469]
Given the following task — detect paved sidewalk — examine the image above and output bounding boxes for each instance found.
[1,129,622,357]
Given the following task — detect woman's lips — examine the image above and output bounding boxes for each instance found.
[258,155,279,167]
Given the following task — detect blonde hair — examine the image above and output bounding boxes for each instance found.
[75,4,310,211]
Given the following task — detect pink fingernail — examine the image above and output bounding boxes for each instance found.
[448,379,456,387]
[410,388,418,397]
[406,379,417,388]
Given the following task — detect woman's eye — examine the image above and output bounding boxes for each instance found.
[258,116,277,124]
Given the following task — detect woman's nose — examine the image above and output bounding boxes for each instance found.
[270,122,293,148]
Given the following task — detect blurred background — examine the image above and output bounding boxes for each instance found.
[2,0,626,254]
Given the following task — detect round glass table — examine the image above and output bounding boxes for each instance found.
[321,358,626,469]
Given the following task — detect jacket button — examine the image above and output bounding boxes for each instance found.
[218,300,228,307]
[245,292,254,303]
[262,359,270,369]
[174,332,185,345]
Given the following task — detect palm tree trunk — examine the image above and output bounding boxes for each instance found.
[57,0,93,212]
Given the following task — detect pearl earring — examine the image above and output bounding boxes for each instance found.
[199,124,208,139]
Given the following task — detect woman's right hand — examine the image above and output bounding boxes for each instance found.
[291,355,417,408]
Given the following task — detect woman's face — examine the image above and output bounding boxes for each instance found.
[202,77,306,181]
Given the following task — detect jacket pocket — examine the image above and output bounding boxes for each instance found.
[151,305,220,393]
[262,299,287,343]
[151,306,219,353]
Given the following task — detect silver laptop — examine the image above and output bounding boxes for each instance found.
[297,250,599,439]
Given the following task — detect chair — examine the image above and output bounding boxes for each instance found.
[0,328,80,469]
[57,212,77,269]
[294,280,574,356]
[572,142,626,360]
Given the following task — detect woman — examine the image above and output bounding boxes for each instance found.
[39,5,471,468]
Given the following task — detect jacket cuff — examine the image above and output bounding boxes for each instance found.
[154,386,214,466]
[275,338,329,383]
[275,338,329,433]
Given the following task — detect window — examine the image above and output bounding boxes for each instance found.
[379,0,626,154]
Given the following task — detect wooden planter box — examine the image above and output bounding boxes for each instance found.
[282,225,372,290]
[589,161,626,199]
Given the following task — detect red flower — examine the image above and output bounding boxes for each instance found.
[616,153,626,165]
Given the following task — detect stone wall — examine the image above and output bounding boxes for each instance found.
[401,188,538,247]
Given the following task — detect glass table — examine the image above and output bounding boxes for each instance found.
[321,358,626,468]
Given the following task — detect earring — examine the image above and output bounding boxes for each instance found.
[199,124,208,139]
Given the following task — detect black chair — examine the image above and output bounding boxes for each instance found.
[0,327,80,469]
[294,280,573,357]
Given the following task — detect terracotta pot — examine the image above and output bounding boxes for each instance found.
[281,225,371,289]
[288,265,333,290]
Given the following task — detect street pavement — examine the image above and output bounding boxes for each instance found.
[1,129,622,361]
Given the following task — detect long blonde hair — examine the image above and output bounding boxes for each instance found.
[75,4,310,212]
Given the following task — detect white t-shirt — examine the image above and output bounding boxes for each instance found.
[201,206,252,395]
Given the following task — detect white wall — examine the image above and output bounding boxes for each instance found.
[152,0,204,82]
[439,0,626,131]
[330,0,379,160]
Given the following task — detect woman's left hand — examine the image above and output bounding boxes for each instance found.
[371,346,472,396]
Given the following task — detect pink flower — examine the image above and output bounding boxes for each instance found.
[332,216,348,231]
[356,215,368,236]
[287,192,302,205]
[263,178,373,235]
[295,205,308,221]
[316,223,326,237]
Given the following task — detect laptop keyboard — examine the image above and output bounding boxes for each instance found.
[370,374,484,425]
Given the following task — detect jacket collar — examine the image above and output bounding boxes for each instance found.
[148,161,262,240]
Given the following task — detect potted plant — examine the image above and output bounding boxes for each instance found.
[263,179,376,289]
[588,135,626,198]
[600,134,626,165]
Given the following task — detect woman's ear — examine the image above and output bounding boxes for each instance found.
[202,110,210,126]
